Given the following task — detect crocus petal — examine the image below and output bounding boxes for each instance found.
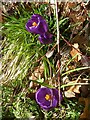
[25,20,35,32]
[52,89,59,107]
[36,19,48,34]
[25,14,48,34]
[40,100,51,109]
[31,14,43,20]
[38,32,53,44]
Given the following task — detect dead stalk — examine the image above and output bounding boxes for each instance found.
[55,0,61,106]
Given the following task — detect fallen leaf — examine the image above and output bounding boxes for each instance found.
[46,50,54,58]
[72,35,88,49]
[69,13,85,23]
[80,81,90,97]
[66,2,76,9]
[79,97,90,119]
[29,64,44,80]
[65,2,87,23]
[65,90,75,98]
[70,43,81,62]
[68,65,76,70]
[64,79,81,98]
[29,64,44,88]
[73,85,81,93]
[81,55,90,67]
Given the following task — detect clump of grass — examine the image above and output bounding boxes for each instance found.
[1,3,52,83]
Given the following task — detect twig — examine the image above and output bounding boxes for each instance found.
[55,0,61,106]
[60,34,82,54]
[60,33,90,59]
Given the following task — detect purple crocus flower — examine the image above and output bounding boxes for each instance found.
[38,32,53,44]
[35,87,62,110]
[25,14,48,35]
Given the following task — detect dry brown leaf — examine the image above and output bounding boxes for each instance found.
[72,35,88,49]
[29,64,44,88]
[65,90,75,98]
[29,64,44,80]
[46,50,54,58]
[69,13,86,23]
[81,55,90,67]
[68,65,76,70]
[0,9,3,22]
[65,79,81,98]
[65,2,87,23]
[66,2,76,9]
[80,81,90,97]
[79,97,90,119]
[70,43,81,62]
[73,85,81,93]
